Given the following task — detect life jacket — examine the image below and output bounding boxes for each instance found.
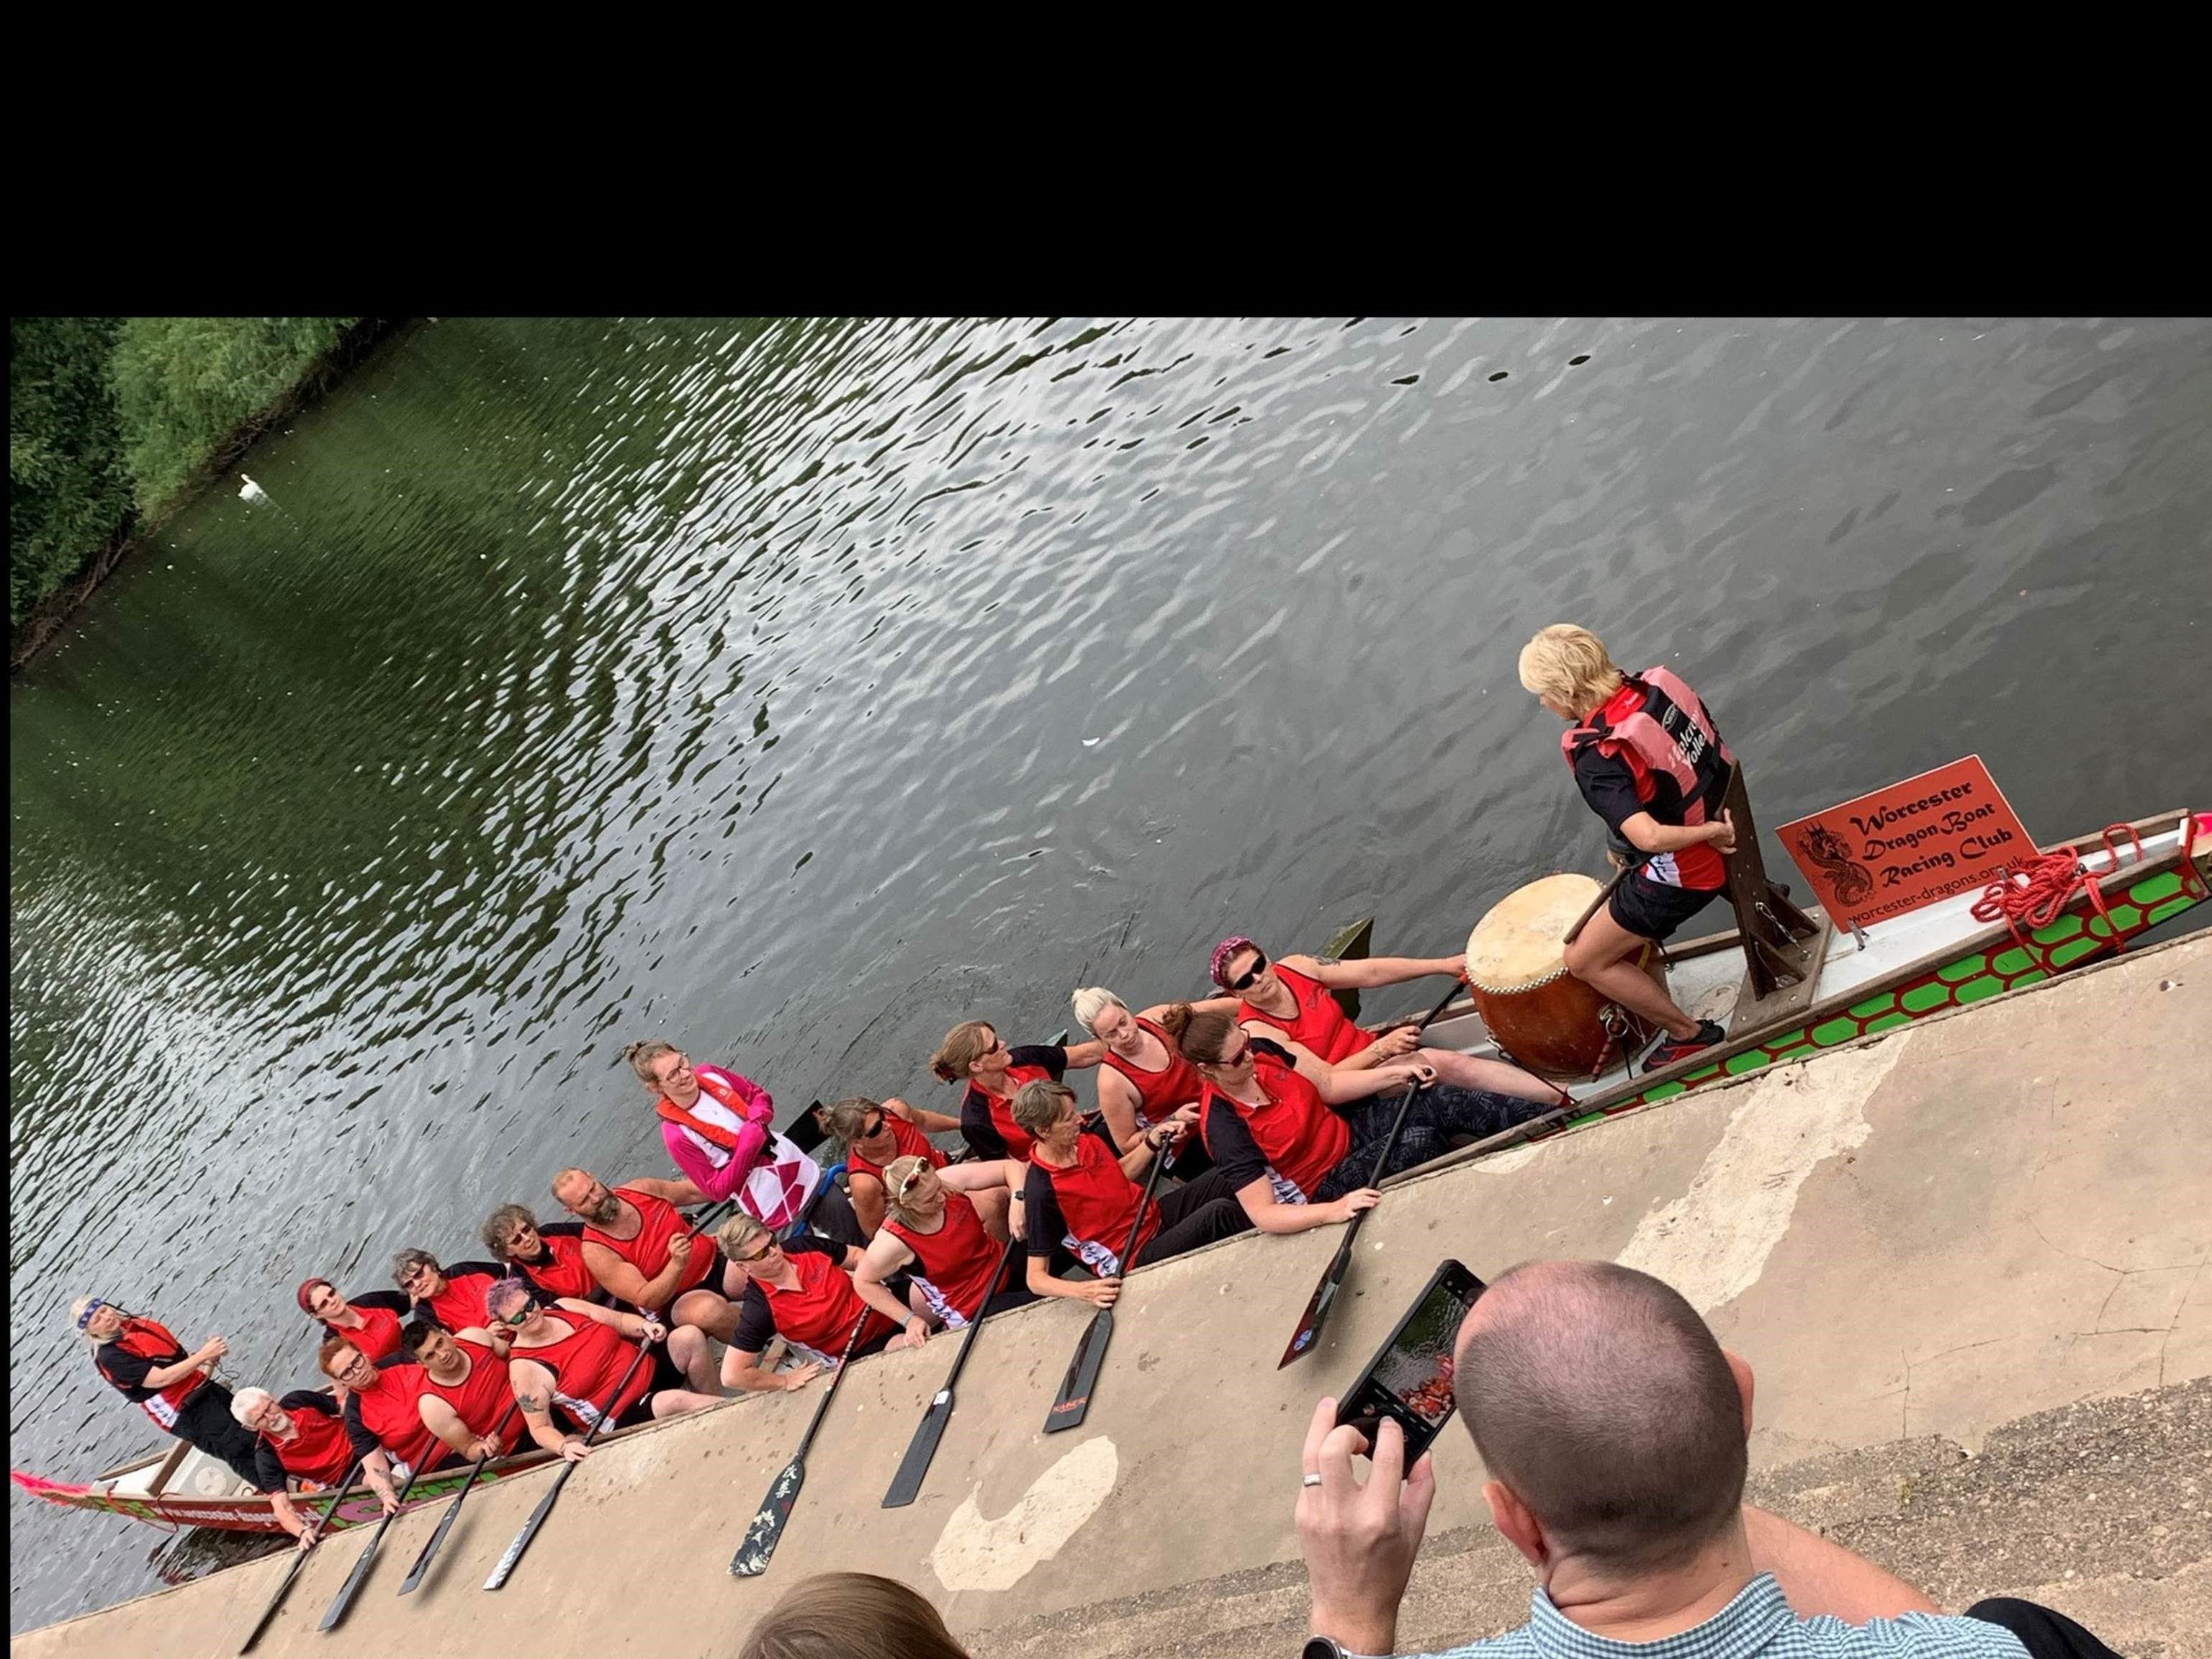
[1238,963,1370,1066]
[884,1190,1002,1327]
[319,1303,403,1362]
[1200,1048,1349,1204]
[847,1114,946,1189]
[584,1187,714,1307]
[508,1310,649,1432]
[1033,1133,1159,1279]
[1563,667,1735,890]
[513,1231,598,1303]
[350,1364,440,1474]
[655,1066,819,1231]
[418,1339,520,1452]
[258,1399,358,1488]
[1101,1016,1206,1127]
[94,1316,207,1431]
[967,1060,1058,1161]
[753,1251,891,1365]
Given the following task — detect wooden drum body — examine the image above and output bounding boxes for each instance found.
[1465,874,1663,1080]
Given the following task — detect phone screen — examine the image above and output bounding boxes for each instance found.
[1336,1261,1485,1460]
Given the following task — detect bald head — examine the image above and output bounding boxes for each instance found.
[1454,1262,1745,1571]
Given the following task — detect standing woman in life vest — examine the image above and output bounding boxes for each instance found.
[69,1296,263,1487]
[629,1040,865,1249]
[1519,624,1738,1069]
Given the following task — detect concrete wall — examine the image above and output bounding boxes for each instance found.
[16,935,2209,1659]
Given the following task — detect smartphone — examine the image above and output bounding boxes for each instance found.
[1334,1259,1485,1465]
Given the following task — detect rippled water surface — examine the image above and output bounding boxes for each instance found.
[10,317,2212,1629]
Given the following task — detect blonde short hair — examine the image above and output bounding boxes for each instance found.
[1517,624,1626,719]
[881,1155,938,1225]
[717,1213,773,1258]
[1069,986,1128,1036]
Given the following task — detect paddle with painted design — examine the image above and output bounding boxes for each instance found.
[482,1331,656,1590]
[729,1310,871,1575]
[1277,977,1463,1368]
[394,1395,524,1595]
[235,1455,366,1653]
[881,1236,1022,1506]
[1042,1125,1178,1433]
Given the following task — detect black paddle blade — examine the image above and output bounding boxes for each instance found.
[317,1523,389,1630]
[1043,1308,1113,1433]
[1279,1236,1355,1368]
[729,1455,806,1576]
[482,1465,573,1591]
[881,1390,954,1509]
[395,1492,464,1596]
[237,1551,310,1653]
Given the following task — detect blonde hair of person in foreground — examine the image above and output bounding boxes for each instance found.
[739,1570,971,1659]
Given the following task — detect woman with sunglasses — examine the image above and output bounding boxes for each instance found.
[851,1156,1032,1348]
[930,1021,1110,1241]
[480,1202,601,1303]
[1210,938,1561,1107]
[485,1280,723,1463]
[822,1096,1012,1241]
[1163,1003,1536,1235]
[1009,1080,1250,1308]
[714,1214,897,1394]
[295,1278,413,1364]
[69,1295,264,1487]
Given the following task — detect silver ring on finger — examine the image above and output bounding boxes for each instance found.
[1301,1472,1324,1488]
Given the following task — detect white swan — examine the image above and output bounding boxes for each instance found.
[238,475,270,505]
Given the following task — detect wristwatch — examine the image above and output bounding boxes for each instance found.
[1303,1640,1381,1659]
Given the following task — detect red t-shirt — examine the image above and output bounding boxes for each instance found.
[731,1237,891,1363]
[885,1191,1003,1327]
[848,1114,947,1187]
[1200,1043,1350,1203]
[320,1301,404,1362]
[1022,1133,1159,1277]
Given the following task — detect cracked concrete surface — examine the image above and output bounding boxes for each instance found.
[12,934,2207,1659]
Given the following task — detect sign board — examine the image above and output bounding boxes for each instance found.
[1778,756,2034,930]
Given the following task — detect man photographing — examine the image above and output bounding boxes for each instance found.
[1296,1260,2115,1659]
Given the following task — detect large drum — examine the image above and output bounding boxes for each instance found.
[1464,874,1664,1080]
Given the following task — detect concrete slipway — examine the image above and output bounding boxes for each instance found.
[16,934,2210,1659]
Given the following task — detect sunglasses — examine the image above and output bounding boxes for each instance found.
[893,1165,932,1200]
[1210,1038,1253,1068]
[729,1238,780,1265]
[1227,950,1269,992]
[860,1113,886,1139]
[497,1300,539,1326]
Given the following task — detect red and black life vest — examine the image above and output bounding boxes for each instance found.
[351,1364,440,1474]
[1237,963,1370,1066]
[94,1316,207,1431]
[848,1114,946,1190]
[885,1190,1002,1327]
[418,1338,520,1451]
[1102,1017,1206,1127]
[755,1251,890,1364]
[320,1303,403,1363]
[259,1400,359,1488]
[1034,1132,1159,1277]
[655,1066,816,1229]
[584,1188,714,1306]
[1563,667,1735,891]
[509,1310,650,1431]
[1200,1049,1349,1203]
[966,1061,1059,1161]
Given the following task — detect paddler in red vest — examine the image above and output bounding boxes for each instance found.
[821,1095,1013,1241]
[552,1166,738,1394]
[713,1213,896,1392]
[480,1203,601,1304]
[297,1278,413,1367]
[1070,985,1251,1175]
[71,1295,262,1488]
[930,1020,1110,1237]
[850,1156,1035,1347]
[485,1280,724,1462]
[629,1040,866,1249]
[318,1335,445,1484]
[1165,1004,1546,1232]
[390,1247,509,1335]
[1211,939,1561,1107]
[1009,1081,1250,1309]
[1519,624,1738,1067]
[397,1320,525,1463]
[230,1384,395,1546]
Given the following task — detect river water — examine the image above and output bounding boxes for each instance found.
[9,317,2211,1630]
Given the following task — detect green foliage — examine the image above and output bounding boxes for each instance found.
[9,318,131,626]
[107,317,356,513]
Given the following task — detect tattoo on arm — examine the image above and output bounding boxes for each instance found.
[516,1393,544,1415]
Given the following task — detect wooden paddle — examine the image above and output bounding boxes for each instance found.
[235,1456,366,1653]
[482,1331,656,1590]
[1043,1129,1177,1432]
[881,1236,1022,1507]
[729,1311,871,1576]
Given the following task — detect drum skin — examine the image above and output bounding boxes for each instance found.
[1465,874,1664,1079]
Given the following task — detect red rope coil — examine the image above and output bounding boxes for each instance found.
[1970,824,2140,956]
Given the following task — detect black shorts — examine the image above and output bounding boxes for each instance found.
[1609,872,1721,944]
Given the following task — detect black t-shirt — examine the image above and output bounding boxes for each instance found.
[730,1233,842,1356]
[249,1391,343,1493]
[1022,1159,1069,1261]
[1572,746,1665,837]
[94,1339,183,1402]
[344,1290,412,1316]
[958,1044,1066,1160]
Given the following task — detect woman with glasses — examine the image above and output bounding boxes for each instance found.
[930,1022,1111,1243]
[628,1038,863,1247]
[714,1214,896,1394]
[387,1247,510,1335]
[485,1280,722,1464]
[1009,1080,1250,1308]
[851,1156,1031,1348]
[295,1277,413,1364]
[480,1202,601,1303]
[1210,938,1561,1107]
[821,1096,1012,1241]
[69,1295,264,1488]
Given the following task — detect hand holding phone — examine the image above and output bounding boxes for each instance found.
[1334,1259,1485,1465]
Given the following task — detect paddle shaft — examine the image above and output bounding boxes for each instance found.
[881,1237,1021,1507]
[939,1236,1022,1399]
[318,1448,431,1629]
[482,1331,657,1590]
[730,1310,871,1575]
[235,1455,367,1653]
[395,1393,526,1594]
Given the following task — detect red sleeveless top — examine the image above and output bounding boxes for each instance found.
[321,1303,403,1362]
[259,1401,356,1486]
[352,1364,439,1473]
[511,1310,651,1431]
[1201,1048,1349,1202]
[848,1114,946,1187]
[585,1188,714,1305]
[418,1339,519,1450]
[1238,963,1370,1065]
[515,1231,597,1303]
[885,1191,1002,1327]
[1101,1017,1205,1127]
[1034,1133,1159,1277]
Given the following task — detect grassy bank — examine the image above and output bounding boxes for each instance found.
[9,317,384,662]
